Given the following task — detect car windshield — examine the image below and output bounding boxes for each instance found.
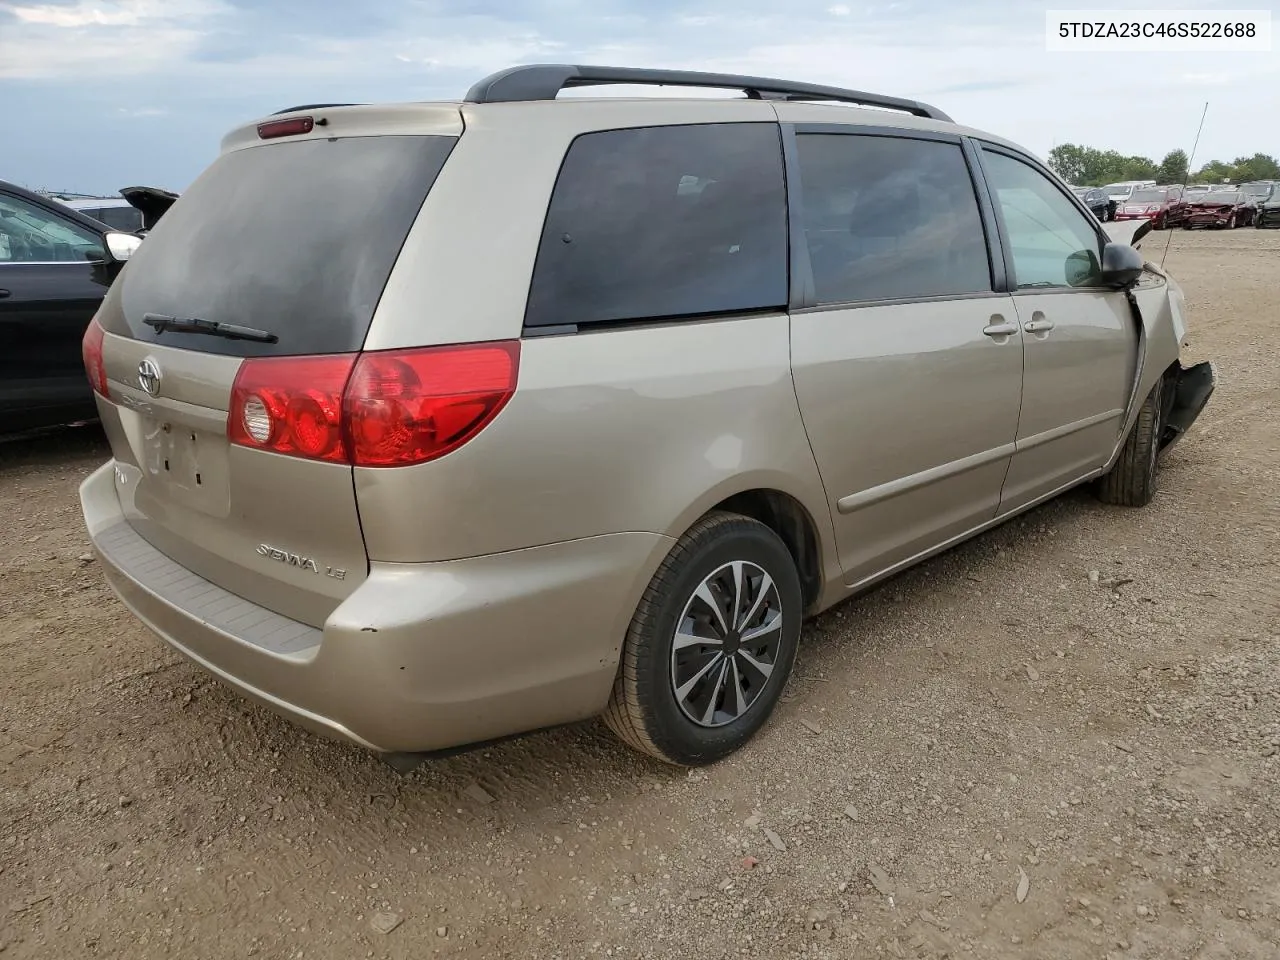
[1200,191,1239,203]
[1240,183,1272,196]
[1129,190,1166,202]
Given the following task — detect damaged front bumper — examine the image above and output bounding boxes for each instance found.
[1160,360,1216,451]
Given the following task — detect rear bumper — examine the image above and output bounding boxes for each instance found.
[81,462,672,754]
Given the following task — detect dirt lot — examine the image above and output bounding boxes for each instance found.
[2,229,1278,960]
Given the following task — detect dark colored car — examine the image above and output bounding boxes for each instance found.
[1238,180,1278,206]
[1116,186,1186,230]
[1182,190,1255,229]
[1071,186,1113,221]
[0,179,139,434]
[1256,184,1280,228]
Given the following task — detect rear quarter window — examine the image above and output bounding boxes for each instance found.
[524,123,788,329]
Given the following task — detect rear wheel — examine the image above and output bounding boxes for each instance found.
[1094,376,1165,507]
[603,512,802,766]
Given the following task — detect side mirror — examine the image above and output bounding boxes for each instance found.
[104,231,142,263]
[1100,242,1145,288]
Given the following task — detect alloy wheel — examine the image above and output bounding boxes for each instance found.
[670,560,783,728]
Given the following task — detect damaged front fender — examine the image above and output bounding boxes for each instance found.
[1102,256,1213,471]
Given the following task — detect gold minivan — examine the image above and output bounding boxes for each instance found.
[79,65,1214,768]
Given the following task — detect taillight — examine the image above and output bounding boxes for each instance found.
[82,316,108,398]
[345,341,520,467]
[226,341,520,467]
[228,354,356,463]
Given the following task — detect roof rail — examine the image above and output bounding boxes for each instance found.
[272,103,359,115]
[463,64,952,122]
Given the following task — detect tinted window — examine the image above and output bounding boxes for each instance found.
[795,134,991,304]
[0,193,104,263]
[982,150,1103,289]
[1129,190,1166,203]
[525,124,787,328]
[117,135,456,357]
[86,205,145,231]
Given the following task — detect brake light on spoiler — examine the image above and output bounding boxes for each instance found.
[256,116,315,139]
[228,342,520,467]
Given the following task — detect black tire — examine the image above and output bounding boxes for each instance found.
[1094,376,1165,507]
[603,511,802,766]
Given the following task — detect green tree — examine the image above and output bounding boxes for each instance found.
[1195,159,1236,184]
[1229,153,1280,182]
[1048,144,1089,183]
[1155,149,1189,185]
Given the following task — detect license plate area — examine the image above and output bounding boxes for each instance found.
[141,417,231,514]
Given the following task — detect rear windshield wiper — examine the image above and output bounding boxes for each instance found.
[143,313,278,344]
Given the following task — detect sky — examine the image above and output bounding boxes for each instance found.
[2,0,1277,195]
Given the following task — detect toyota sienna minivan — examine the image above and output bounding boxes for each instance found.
[80,64,1214,768]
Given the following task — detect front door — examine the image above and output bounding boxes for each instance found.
[978,148,1137,513]
[0,191,109,431]
[786,129,1024,587]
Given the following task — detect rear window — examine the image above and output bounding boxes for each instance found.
[524,123,788,329]
[117,135,456,357]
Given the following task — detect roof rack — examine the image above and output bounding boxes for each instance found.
[463,64,952,122]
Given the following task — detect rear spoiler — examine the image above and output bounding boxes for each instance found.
[1103,219,1154,249]
[119,185,179,231]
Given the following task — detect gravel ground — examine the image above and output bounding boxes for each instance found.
[2,229,1278,960]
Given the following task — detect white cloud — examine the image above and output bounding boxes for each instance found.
[0,0,230,79]
[827,4,852,16]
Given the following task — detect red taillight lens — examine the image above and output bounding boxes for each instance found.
[228,354,356,463]
[226,342,520,467]
[257,116,314,139]
[82,316,108,398]
[345,341,520,467]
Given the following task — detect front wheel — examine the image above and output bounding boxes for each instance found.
[603,512,802,765]
[1094,376,1165,507]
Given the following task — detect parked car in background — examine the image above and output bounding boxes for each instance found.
[1183,184,1213,194]
[1255,184,1280,228]
[58,196,144,232]
[1116,186,1186,230]
[1102,180,1157,207]
[1182,189,1255,229]
[55,186,178,235]
[77,64,1214,769]
[0,179,140,434]
[1238,181,1278,206]
[120,186,179,233]
[1071,186,1113,221]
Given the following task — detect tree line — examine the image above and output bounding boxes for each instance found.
[1047,144,1280,187]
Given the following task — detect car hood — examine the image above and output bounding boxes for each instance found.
[119,185,179,230]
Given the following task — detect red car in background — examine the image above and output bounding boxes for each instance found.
[1115,186,1186,229]
[1182,189,1256,229]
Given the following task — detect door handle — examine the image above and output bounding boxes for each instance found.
[982,318,1019,339]
[0,289,11,299]
[1023,316,1055,334]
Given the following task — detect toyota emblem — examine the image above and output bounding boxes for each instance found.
[137,358,162,397]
